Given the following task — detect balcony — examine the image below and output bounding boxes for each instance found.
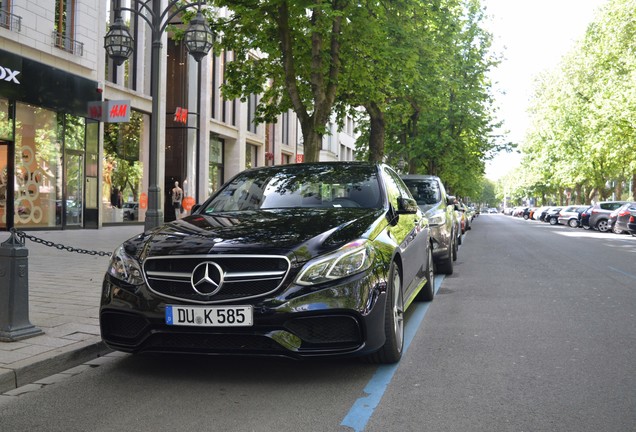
[51,31,84,56]
[0,9,22,32]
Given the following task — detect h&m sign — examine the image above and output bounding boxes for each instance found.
[87,100,131,123]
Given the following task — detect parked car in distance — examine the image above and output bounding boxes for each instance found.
[587,201,629,232]
[402,174,458,275]
[544,207,563,225]
[557,205,589,227]
[610,202,636,234]
[532,206,549,220]
[122,202,139,221]
[100,162,434,364]
[627,211,636,236]
[580,205,593,229]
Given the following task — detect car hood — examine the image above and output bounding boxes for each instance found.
[126,208,387,263]
[417,204,436,214]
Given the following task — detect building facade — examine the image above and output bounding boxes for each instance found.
[0,0,358,230]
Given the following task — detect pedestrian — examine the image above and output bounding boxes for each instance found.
[171,181,183,219]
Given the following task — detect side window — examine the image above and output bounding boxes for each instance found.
[382,168,401,209]
[384,167,412,207]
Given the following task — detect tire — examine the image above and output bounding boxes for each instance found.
[568,219,579,228]
[523,214,529,220]
[452,233,458,261]
[612,224,623,234]
[365,262,404,364]
[596,219,610,232]
[436,250,454,275]
[549,217,558,225]
[417,245,435,302]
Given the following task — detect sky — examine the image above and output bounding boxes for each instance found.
[482,0,609,180]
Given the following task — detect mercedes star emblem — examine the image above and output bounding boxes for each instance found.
[191,261,224,296]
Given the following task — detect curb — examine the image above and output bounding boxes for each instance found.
[0,339,112,394]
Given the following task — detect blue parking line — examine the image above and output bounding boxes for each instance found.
[340,274,444,432]
[608,266,636,281]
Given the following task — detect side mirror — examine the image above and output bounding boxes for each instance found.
[447,195,456,206]
[397,197,419,214]
[191,204,201,213]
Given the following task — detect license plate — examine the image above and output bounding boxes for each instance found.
[165,305,253,327]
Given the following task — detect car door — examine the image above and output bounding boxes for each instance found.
[382,167,428,301]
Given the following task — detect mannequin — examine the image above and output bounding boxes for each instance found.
[171,181,183,219]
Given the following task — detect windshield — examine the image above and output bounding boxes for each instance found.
[201,164,382,213]
[402,179,441,205]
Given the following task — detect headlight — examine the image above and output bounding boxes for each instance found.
[428,213,445,226]
[295,240,374,286]
[107,245,145,285]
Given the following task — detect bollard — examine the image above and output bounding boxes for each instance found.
[0,231,43,341]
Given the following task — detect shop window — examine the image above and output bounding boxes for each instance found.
[103,111,144,223]
[14,103,61,228]
[0,98,12,141]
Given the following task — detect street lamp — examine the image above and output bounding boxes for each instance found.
[183,11,214,62]
[104,0,213,230]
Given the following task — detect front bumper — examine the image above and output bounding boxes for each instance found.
[99,271,388,360]
[429,224,450,261]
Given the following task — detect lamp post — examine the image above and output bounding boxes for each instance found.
[104,0,213,230]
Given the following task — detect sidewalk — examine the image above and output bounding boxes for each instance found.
[0,225,144,394]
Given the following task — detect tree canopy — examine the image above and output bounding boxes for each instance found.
[502,0,636,206]
[211,0,503,201]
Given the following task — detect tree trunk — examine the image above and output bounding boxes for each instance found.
[365,102,385,163]
[300,118,323,162]
[614,180,623,200]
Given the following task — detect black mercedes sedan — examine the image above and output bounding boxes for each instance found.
[100,162,433,363]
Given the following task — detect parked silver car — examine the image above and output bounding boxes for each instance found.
[557,205,589,227]
[588,201,628,232]
[402,174,458,275]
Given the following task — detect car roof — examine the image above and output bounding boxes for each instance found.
[400,174,441,181]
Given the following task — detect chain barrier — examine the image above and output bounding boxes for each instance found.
[9,228,113,257]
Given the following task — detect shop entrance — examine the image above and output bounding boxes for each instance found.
[64,151,84,227]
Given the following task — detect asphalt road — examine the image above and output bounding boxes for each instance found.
[1,214,635,431]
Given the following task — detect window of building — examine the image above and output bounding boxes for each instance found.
[282,111,289,145]
[54,0,81,54]
[211,55,218,120]
[209,134,224,196]
[246,143,258,169]
[247,93,258,134]
[0,1,12,30]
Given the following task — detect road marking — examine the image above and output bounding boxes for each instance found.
[608,266,636,281]
[340,274,444,432]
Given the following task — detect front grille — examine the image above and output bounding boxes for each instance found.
[143,255,290,304]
